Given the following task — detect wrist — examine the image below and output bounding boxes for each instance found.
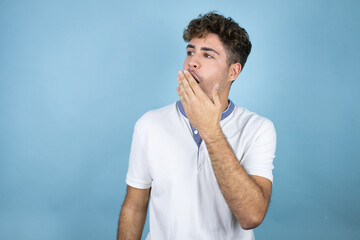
[202,126,224,144]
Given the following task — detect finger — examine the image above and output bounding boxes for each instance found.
[212,83,221,107]
[183,70,206,97]
[178,71,195,98]
[177,86,187,105]
[177,76,190,102]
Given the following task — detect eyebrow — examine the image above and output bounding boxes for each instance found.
[186,44,220,55]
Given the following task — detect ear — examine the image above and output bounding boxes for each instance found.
[228,63,242,83]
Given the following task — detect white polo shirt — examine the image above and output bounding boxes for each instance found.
[126,100,276,240]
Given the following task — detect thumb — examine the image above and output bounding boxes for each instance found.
[212,84,221,107]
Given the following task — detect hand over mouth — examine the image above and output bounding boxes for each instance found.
[189,71,200,83]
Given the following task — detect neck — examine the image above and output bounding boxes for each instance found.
[219,87,230,112]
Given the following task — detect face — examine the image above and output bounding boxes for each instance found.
[183,33,233,101]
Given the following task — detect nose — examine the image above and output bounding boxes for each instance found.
[188,54,200,69]
[188,61,198,69]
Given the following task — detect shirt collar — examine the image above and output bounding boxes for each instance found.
[176,99,235,121]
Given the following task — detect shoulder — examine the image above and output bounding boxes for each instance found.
[135,102,178,129]
[226,104,276,141]
[232,105,274,129]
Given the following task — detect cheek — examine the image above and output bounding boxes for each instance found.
[183,58,189,69]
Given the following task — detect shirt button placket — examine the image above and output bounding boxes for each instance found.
[198,144,204,171]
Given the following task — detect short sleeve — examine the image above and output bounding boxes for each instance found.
[126,119,152,189]
[241,119,277,182]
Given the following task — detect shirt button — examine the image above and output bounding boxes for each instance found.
[194,130,198,134]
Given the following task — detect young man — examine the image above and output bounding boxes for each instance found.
[117,12,276,240]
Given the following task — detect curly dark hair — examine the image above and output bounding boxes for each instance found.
[183,12,252,70]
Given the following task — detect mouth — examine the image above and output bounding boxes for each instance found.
[189,71,200,83]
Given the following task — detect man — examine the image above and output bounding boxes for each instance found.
[117,12,276,240]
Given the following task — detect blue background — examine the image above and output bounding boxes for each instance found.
[1,0,359,239]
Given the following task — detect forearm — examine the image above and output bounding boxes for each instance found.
[204,128,269,229]
[176,69,271,228]
[117,205,147,240]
